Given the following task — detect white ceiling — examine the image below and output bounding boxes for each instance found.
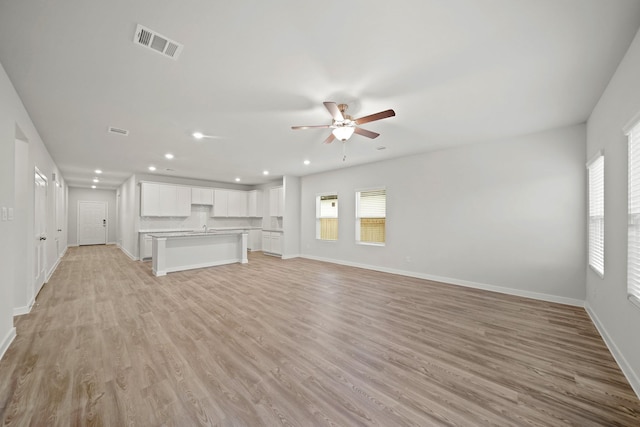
[1,1,639,189]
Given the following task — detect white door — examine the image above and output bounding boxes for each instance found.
[34,169,48,295]
[78,201,107,245]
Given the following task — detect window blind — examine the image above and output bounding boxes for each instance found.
[628,122,640,305]
[357,189,386,218]
[587,154,604,276]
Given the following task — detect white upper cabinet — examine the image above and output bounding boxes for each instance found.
[269,187,284,217]
[212,189,229,217]
[227,190,247,217]
[191,187,214,205]
[247,190,262,217]
[141,182,191,217]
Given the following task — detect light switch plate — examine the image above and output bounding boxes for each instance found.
[7,208,14,221]
[1,207,6,221]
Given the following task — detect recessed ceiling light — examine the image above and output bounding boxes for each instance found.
[93,178,99,183]
[91,185,96,189]
[192,132,204,139]
[263,170,269,175]
[148,166,156,171]
[303,160,310,165]
[235,177,241,182]
[165,153,174,159]
[95,169,102,174]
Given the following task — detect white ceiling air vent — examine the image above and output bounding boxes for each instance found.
[133,24,183,60]
[108,126,129,136]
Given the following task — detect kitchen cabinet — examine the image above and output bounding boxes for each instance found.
[191,187,214,205]
[262,231,282,256]
[228,190,247,217]
[247,190,262,217]
[212,189,228,217]
[141,182,191,217]
[248,229,262,251]
[212,189,248,217]
[269,187,284,217]
[140,234,153,260]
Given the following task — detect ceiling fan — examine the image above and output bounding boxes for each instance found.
[292,102,395,144]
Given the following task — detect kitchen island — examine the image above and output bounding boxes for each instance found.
[151,230,248,276]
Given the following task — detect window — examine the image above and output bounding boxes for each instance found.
[316,194,338,240]
[627,121,640,307]
[587,152,604,277]
[356,188,386,244]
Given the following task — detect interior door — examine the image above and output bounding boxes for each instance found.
[78,201,107,245]
[34,169,48,295]
[55,180,64,257]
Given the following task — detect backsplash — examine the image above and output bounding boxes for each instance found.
[140,205,261,231]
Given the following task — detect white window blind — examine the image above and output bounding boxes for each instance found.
[357,189,386,218]
[628,121,640,306]
[356,189,386,244]
[587,153,604,276]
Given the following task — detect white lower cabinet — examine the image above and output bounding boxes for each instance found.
[140,234,153,260]
[261,231,282,256]
[248,229,262,251]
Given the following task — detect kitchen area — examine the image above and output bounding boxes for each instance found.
[123,177,292,276]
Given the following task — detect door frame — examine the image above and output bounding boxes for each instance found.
[34,167,48,296]
[77,200,108,246]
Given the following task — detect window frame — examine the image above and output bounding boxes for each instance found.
[626,118,640,310]
[355,187,386,246]
[587,151,604,278]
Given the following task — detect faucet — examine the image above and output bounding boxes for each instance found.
[202,224,208,233]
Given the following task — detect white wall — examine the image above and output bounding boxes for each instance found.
[67,187,117,245]
[0,60,67,358]
[301,124,586,305]
[586,26,640,396]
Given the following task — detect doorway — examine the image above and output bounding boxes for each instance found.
[78,201,107,245]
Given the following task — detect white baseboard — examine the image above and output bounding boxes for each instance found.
[118,245,137,261]
[67,244,78,248]
[300,254,585,307]
[585,303,640,399]
[45,244,68,283]
[0,327,16,362]
[13,294,35,317]
[281,253,301,260]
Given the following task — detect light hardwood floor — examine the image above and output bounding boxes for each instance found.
[1,245,639,426]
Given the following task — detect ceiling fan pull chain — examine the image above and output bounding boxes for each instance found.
[343,141,347,162]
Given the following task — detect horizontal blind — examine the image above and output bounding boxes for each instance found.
[588,155,604,275]
[629,122,640,304]
[358,189,386,218]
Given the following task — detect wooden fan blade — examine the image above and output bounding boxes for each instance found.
[354,127,380,139]
[324,102,344,121]
[291,125,331,130]
[323,133,336,144]
[354,109,395,125]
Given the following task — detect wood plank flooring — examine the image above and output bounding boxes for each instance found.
[1,245,639,426]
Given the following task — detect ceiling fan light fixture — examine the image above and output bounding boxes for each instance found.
[332,126,355,141]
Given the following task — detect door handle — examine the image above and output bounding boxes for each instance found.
[103,219,106,227]
[57,229,62,232]
[40,236,47,241]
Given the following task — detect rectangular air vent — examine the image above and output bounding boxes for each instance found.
[133,24,183,60]
[108,126,129,136]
